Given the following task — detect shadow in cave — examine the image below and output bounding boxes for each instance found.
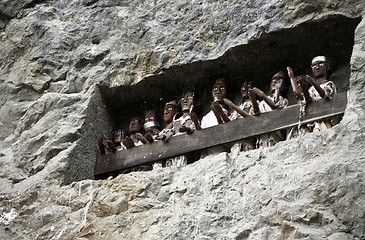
[99,15,361,132]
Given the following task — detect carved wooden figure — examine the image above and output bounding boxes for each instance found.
[97,129,124,154]
[157,100,180,142]
[248,71,288,148]
[122,117,148,149]
[201,78,230,129]
[223,81,258,152]
[143,110,160,143]
[287,56,337,132]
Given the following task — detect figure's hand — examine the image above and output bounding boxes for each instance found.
[251,87,259,94]
[156,134,166,141]
[189,112,198,123]
[106,140,116,152]
[122,137,135,149]
[306,75,316,84]
[298,76,307,87]
[152,128,160,135]
[98,136,104,145]
[273,89,280,103]
[121,130,126,140]
[145,133,154,143]
[189,113,201,130]
[287,67,294,80]
[211,101,221,110]
[179,126,188,132]
[223,98,234,108]
[210,102,219,113]
[179,126,192,134]
[135,133,144,140]
[251,87,265,98]
[248,89,255,98]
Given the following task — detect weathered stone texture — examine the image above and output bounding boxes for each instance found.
[0,0,364,239]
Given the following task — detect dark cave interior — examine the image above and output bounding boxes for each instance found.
[99,15,361,133]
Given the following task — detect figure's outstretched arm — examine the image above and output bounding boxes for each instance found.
[223,98,250,117]
[121,130,127,140]
[156,123,174,141]
[248,89,259,114]
[298,77,313,103]
[179,125,193,134]
[287,67,302,100]
[306,75,326,98]
[212,102,230,123]
[98,136,106,155]
[190,112,201,130]
[122,137,135,149]
[152,128,160,135]
[252,87,277,109]
[211,102,224,124]
[135,133,149,144]
[105,140,117,152]
[220,108,231,123]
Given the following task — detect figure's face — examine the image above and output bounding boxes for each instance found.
[164,104,178,124]
[181,92,195,111]
[270,74,285,94]
[129,118,142,134]
[212,83,227,102]
[114,130,122,143]
[311,61,328,79]
[241,81,252,99]
[144,112,156,123]
[144,112,157,132]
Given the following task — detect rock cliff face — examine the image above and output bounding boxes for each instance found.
[0,0,364,239]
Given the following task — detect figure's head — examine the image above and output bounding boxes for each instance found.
[144,110,157,123]
[163,100,179,124]
[113,129,122,143]
[144,110,159,133]
[212,78,228,103]
[311,56,330,80]
[270,71,287,94]
[241,81,255,99]
[129,117,143,134]
[180,91,197,112]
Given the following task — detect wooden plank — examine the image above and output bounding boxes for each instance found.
[95,92,347,176]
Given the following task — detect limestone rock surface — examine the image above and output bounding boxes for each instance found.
[0,0,364,239]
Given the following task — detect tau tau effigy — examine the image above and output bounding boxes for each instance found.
[249,71,289,148]
[156,101,179,142]
[224,81,258,152]
[143,110,160,143]
[97,129,123,155]
[202,78,231,127]
[288,56,337,132]
[121,117,147,149]
[163,101,179,126]
[201,78,231,155]
[152,100,179,169]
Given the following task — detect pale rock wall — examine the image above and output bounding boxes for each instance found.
[0,0,364,239]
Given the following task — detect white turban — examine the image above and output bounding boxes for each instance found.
[311,56,327,64]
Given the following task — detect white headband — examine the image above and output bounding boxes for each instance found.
[144,121,159,129]
[312,56,326,64]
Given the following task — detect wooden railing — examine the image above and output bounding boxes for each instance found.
[94,92,347,176]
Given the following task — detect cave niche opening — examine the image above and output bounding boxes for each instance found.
[99,15,361,136]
